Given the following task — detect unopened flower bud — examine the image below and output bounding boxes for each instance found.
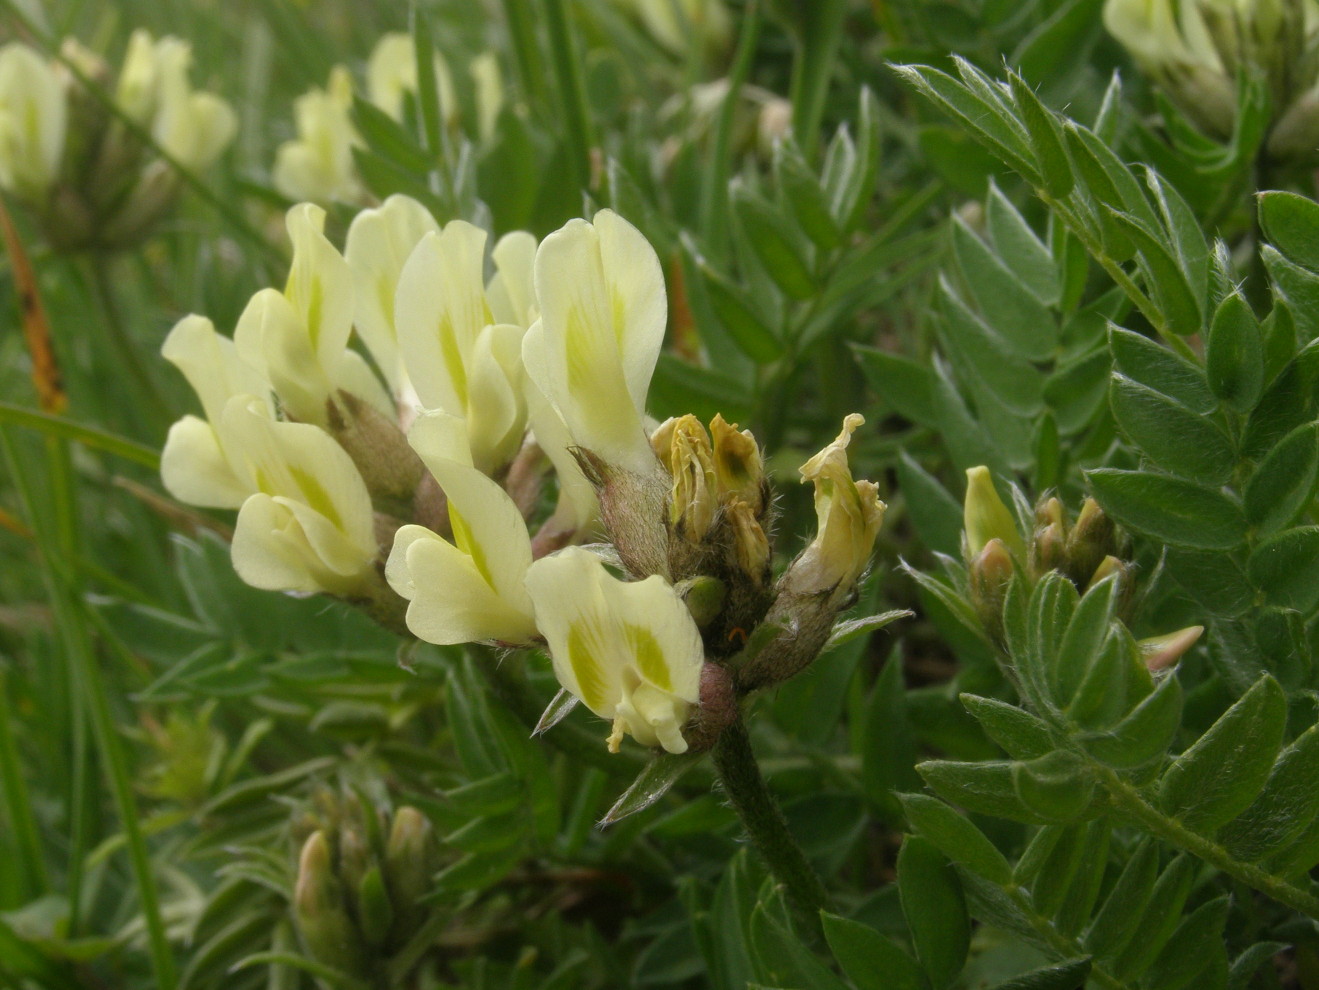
[1035,495,1065,531]
[325,389,425,513]
[1138,625,1204,671]
[1066,497,1118,585]
[354,865,395,950]
[963,466,1025,561]
[710,413,765,515]
[969,537,1015,641]
[293,831,367,977]
[1030,521,1066,581]
[384,807,439,938]
[1138,625,1204,672]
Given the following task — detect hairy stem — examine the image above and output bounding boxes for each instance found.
[1098,767,1319,921]
[711,718,830,935]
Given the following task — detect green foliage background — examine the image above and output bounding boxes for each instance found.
[4,0,1319,987]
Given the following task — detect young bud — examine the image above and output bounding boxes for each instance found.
[293,831,367,977]
[1138,625,1204,672]
[1029,521,1066,582]
[1065,497,1117,586]
[325,390,425,511]
[963,466,1025,561]
[969,537,1015,641]
[384,806,439,939]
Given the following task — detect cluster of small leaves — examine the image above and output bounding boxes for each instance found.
[901,569,1319,989]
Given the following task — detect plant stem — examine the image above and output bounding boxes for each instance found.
[998,882,1132,990]
[1099,766,1319,921]
[711,718,830,934]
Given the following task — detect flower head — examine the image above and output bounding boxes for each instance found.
[525,548,704,754]
[522,209,667,476]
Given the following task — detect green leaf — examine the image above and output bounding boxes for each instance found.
[1144,168,1210,307]
[854,346,938,425]
[1107,210,1202,336]
[1244,422,1319,535]
[776,143,841,250]
[918,760,1051,825]
[1108,375,1235,484]
[1025,823,1087,918]
[1083,838,1159,959]
[1049,576,1120,707]
[897,835,969,990]
[950,219,1058,356]
[895,452,963,557]
[1261,245,1319,339]
[1054,819,1111,936]
[1012,752,1094,823]
[694,256,784,364]
[1007,70,1073,198]
[1220,723,1319,862]
[1258,190,1319,272]
[899,793,1013,885]
[1247,526,1319,613]
[960,694,1054,760]
[1086,468,1248,550]
[1067,629,1153,731]
[749,895,850,990]
[891,63,1041,184]
[1156,675,1287,834]
[731,186,815,301]
[600,750,706,825]
[988,958,1092,990]
[1109,327,1214,413]
[820,913,924,990]
[937,276,1045,413]
[1242,338,1319,459]
[986,181,1058,305]
[861,653,919,819]
[1080,673,1183,768]
[1110,855,1196,980]
[1043,348,1110,434]
[1144,896,1230,990]
[1206,294,1264,412]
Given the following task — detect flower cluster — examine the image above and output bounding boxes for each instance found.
[0,30,235,250]
[273,33,502,204]
[1103,0,1319,157]
[162,198,886,757]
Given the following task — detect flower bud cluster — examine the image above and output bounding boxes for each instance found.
[290,789,440,979]
[0,31,235,251]
[1103,0,1319,158]
[163,199,887,758]
[961,466,1201,670]
[273,33,503,205]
